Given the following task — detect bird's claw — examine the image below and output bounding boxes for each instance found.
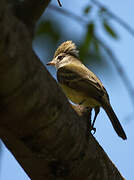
[90,126,96,134]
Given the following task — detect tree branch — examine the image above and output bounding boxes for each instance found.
[49,4,88,24]
[12,0,51,28]
[91,0,134,37]
[0,0,125,179]
[0,127,52,180]
[94,35,134,108]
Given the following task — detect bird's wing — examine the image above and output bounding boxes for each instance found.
[57,64,109,101]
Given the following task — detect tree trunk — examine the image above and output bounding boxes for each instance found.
[0,0,125,180]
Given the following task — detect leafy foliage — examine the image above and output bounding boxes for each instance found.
[79,23,94,61]
[102,20,118,39]
[84,5,92,15]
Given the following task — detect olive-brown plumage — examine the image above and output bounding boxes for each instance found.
[47,41,127,140]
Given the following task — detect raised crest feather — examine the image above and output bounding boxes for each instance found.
[54,41,79,58]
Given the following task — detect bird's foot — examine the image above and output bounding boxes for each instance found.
[90,125,96,134]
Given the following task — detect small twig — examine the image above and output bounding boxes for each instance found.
[49,4,88,24]
[91,0,134,37]
[57,0,62,7]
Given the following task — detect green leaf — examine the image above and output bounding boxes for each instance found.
[103,20,118,39]
[84,5,92,15]
[99,7,107,14]
[92,40,100,54]
[79,23,95,61]
[84,23,95,49]
[87,22,95,34]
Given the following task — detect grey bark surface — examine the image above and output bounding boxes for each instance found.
[0,0,125,180]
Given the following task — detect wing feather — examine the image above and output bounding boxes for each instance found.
[57,64,109,102]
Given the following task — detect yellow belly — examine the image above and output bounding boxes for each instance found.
[60,84,100,107]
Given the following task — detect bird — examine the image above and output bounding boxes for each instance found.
[47,40,127,140]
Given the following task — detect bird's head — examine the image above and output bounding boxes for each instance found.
[47,41,79,69]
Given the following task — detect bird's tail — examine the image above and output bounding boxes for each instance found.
[102,101,127,140]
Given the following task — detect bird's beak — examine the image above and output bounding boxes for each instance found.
[46,60,56,66]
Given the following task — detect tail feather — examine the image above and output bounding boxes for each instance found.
[102,102,127,140]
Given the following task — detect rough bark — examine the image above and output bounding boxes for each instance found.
[0,0,125,180]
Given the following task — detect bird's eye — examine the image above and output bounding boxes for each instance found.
[57,55,64,60]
